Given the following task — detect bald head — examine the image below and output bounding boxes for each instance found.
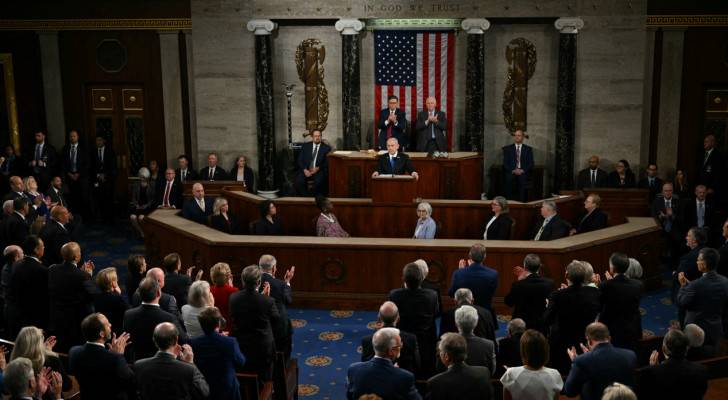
[192,183,204,200]
[3,245,23,263]
[146,267,165,288]
[153,322,179,351]
[378,301,399,326]
[60,242,81,263]
[51,206,70,224]
[8,176,23,192]
[425,96,437,111]
[3,200,13,215]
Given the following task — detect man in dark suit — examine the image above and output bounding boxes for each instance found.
[652,182,683,264]
[597,252,644,352]
[0,145,23,179]
[295,130,331,196]
[3,197,30,247]
[199,152,228,181]
[46,176,68,209]
[389,263,439,377]
[259,254,294,358]
[182,183,213,224]
[377,95,408,150]
[439,288,496,343]
[637,163,664,202]
[155,168,183,209]
[682,185,715,237]
[572,194,608,234]
[563,322,637,400]
[69,313,134,400]
[428,333,493,400]
[719,218,728,278]
[361,301,420,375]
[576,155,608,189]
[29,131,57,191]
[5,235,48,338]
[175,154,198,183]
[162,253,199,308]
[531,200,570,241]
[347,327,421,400]
[372,137,419,179]
[39,206,71,266]
[131,268,180,318]
[448,244,498,317]
[495,319,526,377]
[90,135,116,222]
[504,253,554,334]
[4,357,63,400]
[502,129,534,202]
[134,322,209,400]
[124,277,185,362]
[189,307,246,400]
[48,242,97,352]
[436,305,495,375]
[677,247,728,356]
[697,134,723,194]
[228,265,281,382]
[61,130,89,213]
[637,328,708,400]
[415,97,447,153]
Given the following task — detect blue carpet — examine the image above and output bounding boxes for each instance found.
[77,222,678,400]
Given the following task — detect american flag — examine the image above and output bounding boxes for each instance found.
[374,30,455,150]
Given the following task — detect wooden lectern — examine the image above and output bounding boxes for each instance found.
[371,175,417,203]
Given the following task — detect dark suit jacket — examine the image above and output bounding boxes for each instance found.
[637,358,708,400]
[677,271,728,351]
[189,332,246,400]
[61,143,89,176]
[199,166,228,181]
[678,245,705,282]
[436,334,495,375]
[123,304,183,362]
[94,291,130,335]
[502,143,534,175]
[228,165,255,191]
[531,214,570,241]
[30,142,57,172]
[438,304,496,343]
[347,357,420,400]
[228,287,281,373]
[681,198,715,232]
[175,168,198,183]
[154,179,183,209]
[607,170,636,188]
[69,343,135,400]
[376,152,416,175]
[0,155,22,176]
[39,221,71,265]
[576,168,608,189]
[91,146,117,180]
[131,291,179,318]
[260,272,292,341]
[698,148,723,190]
[297,141,331,173]
[638,176,664,200]
[46,186,69,209]
[651,194,682,233]
[182,197,214,225]
[378,108,408,149]
[6,256,49,331]
[415,110,447,152]
[598,274,644,350]
[134,351,209,400]
[389,287,440,374]
[361,328,420,375]
[209,213,239,234]
[164,271,192,308]
[575,208,608,234]
[563,343,636,400]
[3,212,28,246]
[504,273,554,333]
[427,362,493,400]
[48,261,96,349]
[484,214,512,240]
[495,333,523,377]
[447,263,498,313]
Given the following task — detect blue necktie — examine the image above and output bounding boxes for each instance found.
[430,112,435,139]
[389,157,395,171]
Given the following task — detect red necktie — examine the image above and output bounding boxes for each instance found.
[387,111,394,139]
[162,181,171,207]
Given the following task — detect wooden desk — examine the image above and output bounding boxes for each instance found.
[328,151,483,199]
[144,210,661,311]
[560,188,651,224]
[371,175,417,203]
[182,181,245,198]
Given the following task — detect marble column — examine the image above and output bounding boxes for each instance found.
[461,19,490,152]
[183,31,198,162]
[656,28,686,174]
[336,19,365,150]
[247,19,277,192]
[553,18,583,192]
[158,31,186,167]
[37,31,66,149]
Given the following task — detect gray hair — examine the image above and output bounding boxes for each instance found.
[582,261,595,284]
[413,259,428,280]
[3,199,13,214]
[372,327,400,355]
[493,196,509,213]
[542,200,557,213]
[565,260,587,286]
[438,332,468,363]
[138,167,151,180]
[454,288,474,305]
[523,253,541,273]
[4,357,35,397]
[684,324,705,348]
[212,197,228,216]
[625,258,643,279]
[455,305,478,335]
[417,202,432,217]
[258,254,277,272]
[241,264,261,288]
[187,280,212,308]
[508,318,526,336]
[602,383,637,400]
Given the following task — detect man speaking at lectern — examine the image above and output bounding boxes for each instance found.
[372,138,419,180]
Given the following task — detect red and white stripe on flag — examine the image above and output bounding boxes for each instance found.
[374,31,455,151]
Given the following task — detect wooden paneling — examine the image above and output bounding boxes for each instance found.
[144,210,661,311]
[561,188,651,224]
[182,181,246,198]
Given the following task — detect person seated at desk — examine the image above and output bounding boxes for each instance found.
[531,200,570,241]
[230,155,254,192]
[253,199,283,235]
[413,201,436,239]
[315,196,349,238]
[371,138,419,180]
[199,152,228,182]
[209,197,239,234]
[182,183,213,224]
[571,193,608,235]
[296,130,330,196]
[129,167,155,238]
[607,159,636,188]
[483,196,513,240]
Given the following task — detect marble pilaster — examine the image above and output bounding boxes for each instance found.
[37,31,66,148]
[336,19,364,150]
[159,31,186,167]
[461,19,490,151]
